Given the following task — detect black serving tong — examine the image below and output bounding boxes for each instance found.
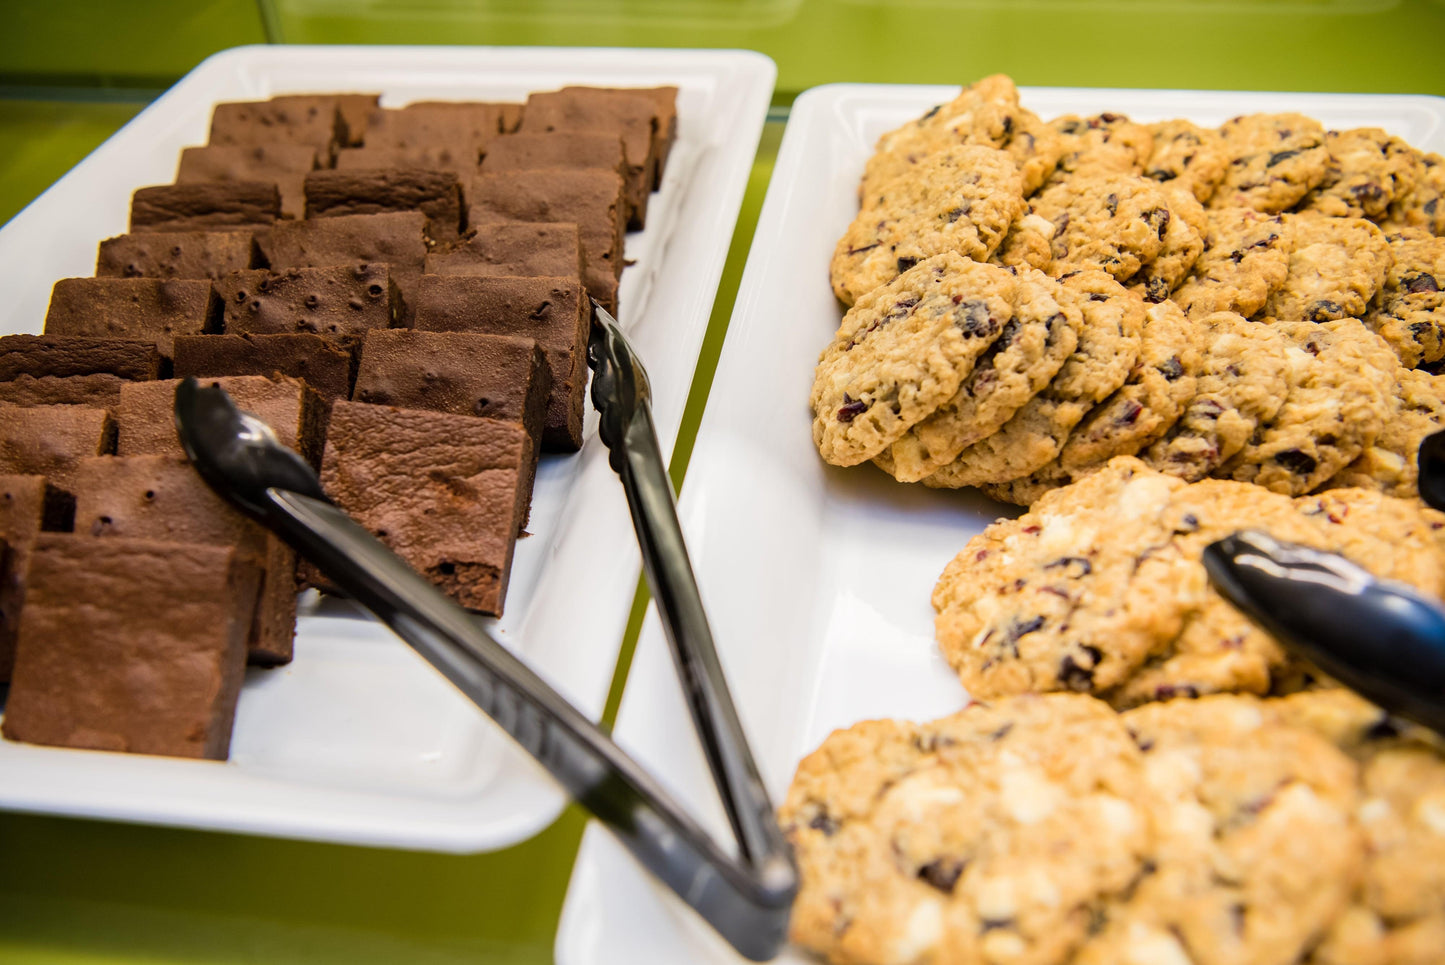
[1204,429,1445,736]
[172,303,797,961]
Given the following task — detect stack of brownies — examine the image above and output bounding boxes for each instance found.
[0,85,678,761]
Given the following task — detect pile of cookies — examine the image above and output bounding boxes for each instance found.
[812,75,1445,504]
[783,457,1445,964]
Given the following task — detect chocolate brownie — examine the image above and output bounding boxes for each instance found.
[257,211,428,324]
[335,144,479,178]
[468,169,624,311]
[413,275,590,451]
[304,169,463,240]
[424,221,586,292]
[0,405,116,495]
[335,94,380,147]
[0,474,48,681]
[214,265,397,343]
[73,455,297,665]
[172,333,352,404]
[43,276,218,357]
[366,101,511,153]
[118,375,326,468]
[353,329,551,448]
[482,132,640,225]
[1,534,255,760]
[521,88,658,229]
[208,95,344,160]
[0,335,161,381]
[565,85,677,186]
[319,401,535,615]
[0,374,126,413]
[177,143,319,220]
[130,182,281,233]
[96,230,256,281]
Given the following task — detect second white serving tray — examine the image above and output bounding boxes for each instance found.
[556,82,1445,962]
[0,44,774,853]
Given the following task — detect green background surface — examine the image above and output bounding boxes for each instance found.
[1,1,1443,961]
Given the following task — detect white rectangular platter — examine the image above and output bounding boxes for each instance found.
[0,44,774,853]
[556,83,1445,962]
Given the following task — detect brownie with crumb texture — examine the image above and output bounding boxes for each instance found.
[96,230,256,281]
[2,534,256,760]
[320,401,535,615]
[44,277,217,357]
[130,182,280,233]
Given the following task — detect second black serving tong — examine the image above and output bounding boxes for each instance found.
[1204,428,1445,737]
[173,303,796,961]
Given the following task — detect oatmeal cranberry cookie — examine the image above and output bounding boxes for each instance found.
[1259,214,1391,322]
[1171,207,1295,319]
[1142,118,1230,203]
[1298,127,1420,221]
[1363,227,1445,368]
[781,694,1155,965]
[1328,367,1445,498]
[921,271,1143,489]
[979,299,1200,506]
[1221,318,1397,495]
[832,145,1025,305]
[1001,106,1066,197]
[1092,695,1363,965]
[1141,312,1291,482]
[1030,173,1178,282]
[1211,112,1331,213]
[988,210,1057,272]
[1384,151,1445,236]
[1126,183,1207,303]
[1048,112,1154,182]
[937,458,1445,706]
[875,268,1080,482]
[812,254,1017,466]
[859,74,1024,202]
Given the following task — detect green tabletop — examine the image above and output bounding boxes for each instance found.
[2,2,1444,961]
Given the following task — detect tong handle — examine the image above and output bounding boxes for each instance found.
[253,488,792,959]
[588,305,797,954]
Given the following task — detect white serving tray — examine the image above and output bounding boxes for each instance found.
[556,83,1445,962]
[0,44,774,853]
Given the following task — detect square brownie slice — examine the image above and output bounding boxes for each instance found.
[131,182,281,233]
[336,145,480,179]
[73,455,297,666]
[0,405,116,496]
[567,86,678,187]
[0,335,161,381]
[366,102,511,154]
[209,96,345,160]
[96,230,257,281]
[353,329,551,449]
[320,401,535,615]
[214,265,397,343]
[177,144,320,220]
[44,277,218,357]
[413,275,590,451]
[2,534,256,760]
[425,222,584,282]
[335,94,381,147]
[521,89,659,230]
[173,333,352,405]
[467,169,624,311]
[0,374,126,413]
[304,169,463,240]
[481,132,640,225]
[258,211,428,324]
[0,474,48,681]
[118,375,326,468]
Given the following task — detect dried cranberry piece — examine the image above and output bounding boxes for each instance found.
[918,858,966,894]
[836,394,868,423]
[1406,273,1440,294]
[1274,449,1317,474]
